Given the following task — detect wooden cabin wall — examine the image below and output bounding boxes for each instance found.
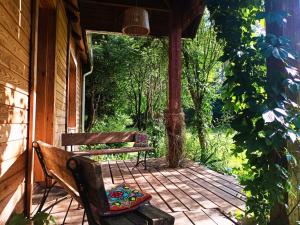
[54,0,83,148]
[54,0,68,147]
[0,0,31,222]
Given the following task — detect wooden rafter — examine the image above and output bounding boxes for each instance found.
[81,0,170,12]
[63,0,88,62]
[182,0,204,31]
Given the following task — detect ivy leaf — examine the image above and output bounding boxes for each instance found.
[287,130,297,143]
[286,153,297,166]
[274,108,288,116]
[263,110,276,123]
[272,47,281,60]
[285,66,299,77]
[8,214,29,225]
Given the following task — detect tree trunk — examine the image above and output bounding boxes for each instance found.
[166,1,184,168]
[196,114,207,152]
[265,0,290,224]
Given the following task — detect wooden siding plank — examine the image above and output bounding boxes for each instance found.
[0,123,28,143]
[0,182,25,224]
[0,24,30,66]
[0,138,27,162]
[0,66,29,95]
[0,0,31,36]
[0,169,25,202]
[0,4,30,51]
[0,105,28,124]
[0,41,30,80]
[0,84,28,109]
[0,152,26,180]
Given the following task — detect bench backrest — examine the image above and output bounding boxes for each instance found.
[34,141,109,214]
[61,131,137,146]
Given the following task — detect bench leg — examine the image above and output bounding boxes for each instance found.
[135,152,141,167]
[36,180,57,214]
[82,210,86,225]
[144,151,148,170]
[62,198,73,225]
[134,152,149,170]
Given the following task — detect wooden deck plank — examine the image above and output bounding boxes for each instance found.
[203,209,235,225]
[109,160,124,184]
[177,168,245,211]
[189,165,244,193]
[170,212,194,225]
[116,160,140,188]
[157,168,218,209]
[167,168,237,213]
[125,160,189,212]
[122,160,172,213]
[184,211,217,225]
[149,168,203,211]
[101,161,114,189]
[186,168,246,201]
[196,164,242,187]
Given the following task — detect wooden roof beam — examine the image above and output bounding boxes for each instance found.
[63,0,89,62]
[81,0,170,12]
[182,0,204,32]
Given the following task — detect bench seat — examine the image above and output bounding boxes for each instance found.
[74,146,154,156]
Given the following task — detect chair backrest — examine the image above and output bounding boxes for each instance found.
[67,155,110,214]
[34,141,109,216]
[61,131,137,146]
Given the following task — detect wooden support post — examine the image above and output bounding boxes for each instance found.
[34,8,57,182]
[166,1,184,168]
[25,0,39,216]
[284,0,300,223]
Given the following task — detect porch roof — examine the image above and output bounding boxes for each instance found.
[76,0,204,38]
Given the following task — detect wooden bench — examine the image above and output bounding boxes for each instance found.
[61,131,155,169]
[33,141,174,225]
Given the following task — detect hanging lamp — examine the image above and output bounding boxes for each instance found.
[122,7,150,36]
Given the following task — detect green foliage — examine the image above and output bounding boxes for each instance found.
[206,0,300,223]
[91,113,133,133]
[182,11,224,151]
[9,212,56,225]
[185,127,234,173]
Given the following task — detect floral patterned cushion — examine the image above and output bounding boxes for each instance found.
[106,183,152,214]
[133,133,148,147]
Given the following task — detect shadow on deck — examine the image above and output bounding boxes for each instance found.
[32,158,245,225]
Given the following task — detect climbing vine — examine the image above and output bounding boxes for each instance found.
[205,0,300,223]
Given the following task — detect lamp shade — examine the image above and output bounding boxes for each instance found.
[122,7,150,36]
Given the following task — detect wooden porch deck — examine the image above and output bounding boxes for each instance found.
[32,159,245,225]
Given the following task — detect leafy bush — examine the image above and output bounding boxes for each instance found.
[146,118,167,158]
[185,127,237,173]
[91,113,133,133]
[9,212,56,225]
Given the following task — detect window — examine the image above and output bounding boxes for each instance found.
[68,55,77,128]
